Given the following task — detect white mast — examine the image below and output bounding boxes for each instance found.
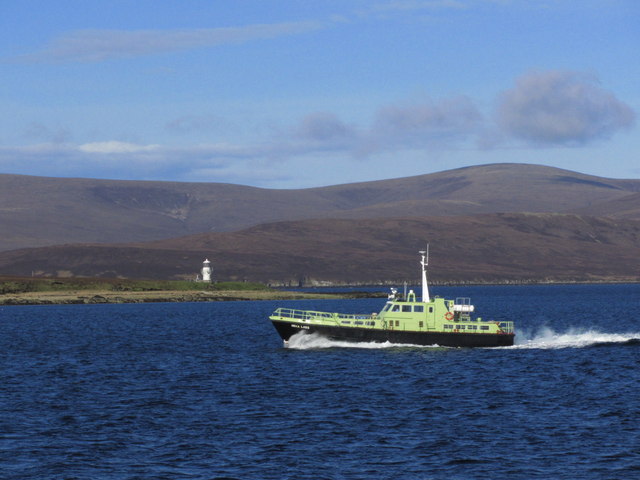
[420,248,430,302]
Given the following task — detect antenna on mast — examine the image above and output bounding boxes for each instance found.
[419,246,430,302]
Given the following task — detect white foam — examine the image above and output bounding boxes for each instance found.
[284,328,640,351]
[284,331,439,350]
[509,326,640,349]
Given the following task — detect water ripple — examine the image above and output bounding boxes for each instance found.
[1,288,639,479]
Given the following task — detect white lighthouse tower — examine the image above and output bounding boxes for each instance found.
[201,258,212,282]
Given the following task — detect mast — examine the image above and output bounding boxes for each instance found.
[420,248,430,302]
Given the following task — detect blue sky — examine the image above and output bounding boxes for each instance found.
[1,0,638,188]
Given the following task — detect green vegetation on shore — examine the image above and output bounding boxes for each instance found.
[0,276,382,306]
[0,276,270,295]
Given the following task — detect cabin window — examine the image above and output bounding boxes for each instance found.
[459,325,465,330]
[429,307,433,313]
[382,304,391,312]
[419,321,424,328]
[395,320,400,327]
[402,305,411,312]
[414,305,424,312]
[392,305,400,312]
[341,321,351,325]
[444,324,452,329]
[480,325,490,331]
[468,325,477,330]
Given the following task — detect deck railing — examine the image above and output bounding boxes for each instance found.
[271,307,372,324]
[497,321,515,334]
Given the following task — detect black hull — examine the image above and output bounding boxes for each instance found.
[272,320,514,348]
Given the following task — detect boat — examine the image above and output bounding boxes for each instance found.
[269,250,515,347]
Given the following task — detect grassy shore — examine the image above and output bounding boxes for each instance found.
[0,276,377,305]
[0,289,353,305]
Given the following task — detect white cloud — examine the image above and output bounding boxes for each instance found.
[13,21,325,63]
[496,70,636,146]
[0,142,235,180]
[78,141,160,154]
[3,70,635,185]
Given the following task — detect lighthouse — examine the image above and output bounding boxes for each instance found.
[201,258,212,282]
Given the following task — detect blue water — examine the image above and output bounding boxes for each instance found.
[1,284,639,480]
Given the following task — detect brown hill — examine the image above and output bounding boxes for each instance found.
[1,163,639,252]
[573,192,640,219]
[1,213,638,284]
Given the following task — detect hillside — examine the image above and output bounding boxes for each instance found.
[1,163,639,251]
[1,213,639,284]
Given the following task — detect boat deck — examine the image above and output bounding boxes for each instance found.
[270,307,515,334]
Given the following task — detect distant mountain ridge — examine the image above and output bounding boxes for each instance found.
[1,163,639,252]
[1,163,639,284]
[1,213,638,284]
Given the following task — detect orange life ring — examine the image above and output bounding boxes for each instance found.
[445,312,454,321]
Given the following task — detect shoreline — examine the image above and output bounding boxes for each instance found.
[2,280,638,306]
[0,289,381,306]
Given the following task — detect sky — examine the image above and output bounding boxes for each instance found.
[1,0,638,189]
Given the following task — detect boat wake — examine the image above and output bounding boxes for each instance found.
[510,327,640,350]
[284,329,640,351]
[285,332,439,350]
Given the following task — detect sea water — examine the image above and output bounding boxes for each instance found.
[0,284,638,479]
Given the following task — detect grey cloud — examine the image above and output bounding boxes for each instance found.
[14,21,324,63]
[286,98,483,158]
[366,96,483,152]
[295,112,358,144]
[283,97,484,159]
[496,71,636,146]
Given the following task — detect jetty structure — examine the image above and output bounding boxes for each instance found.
[269,250,515,348]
